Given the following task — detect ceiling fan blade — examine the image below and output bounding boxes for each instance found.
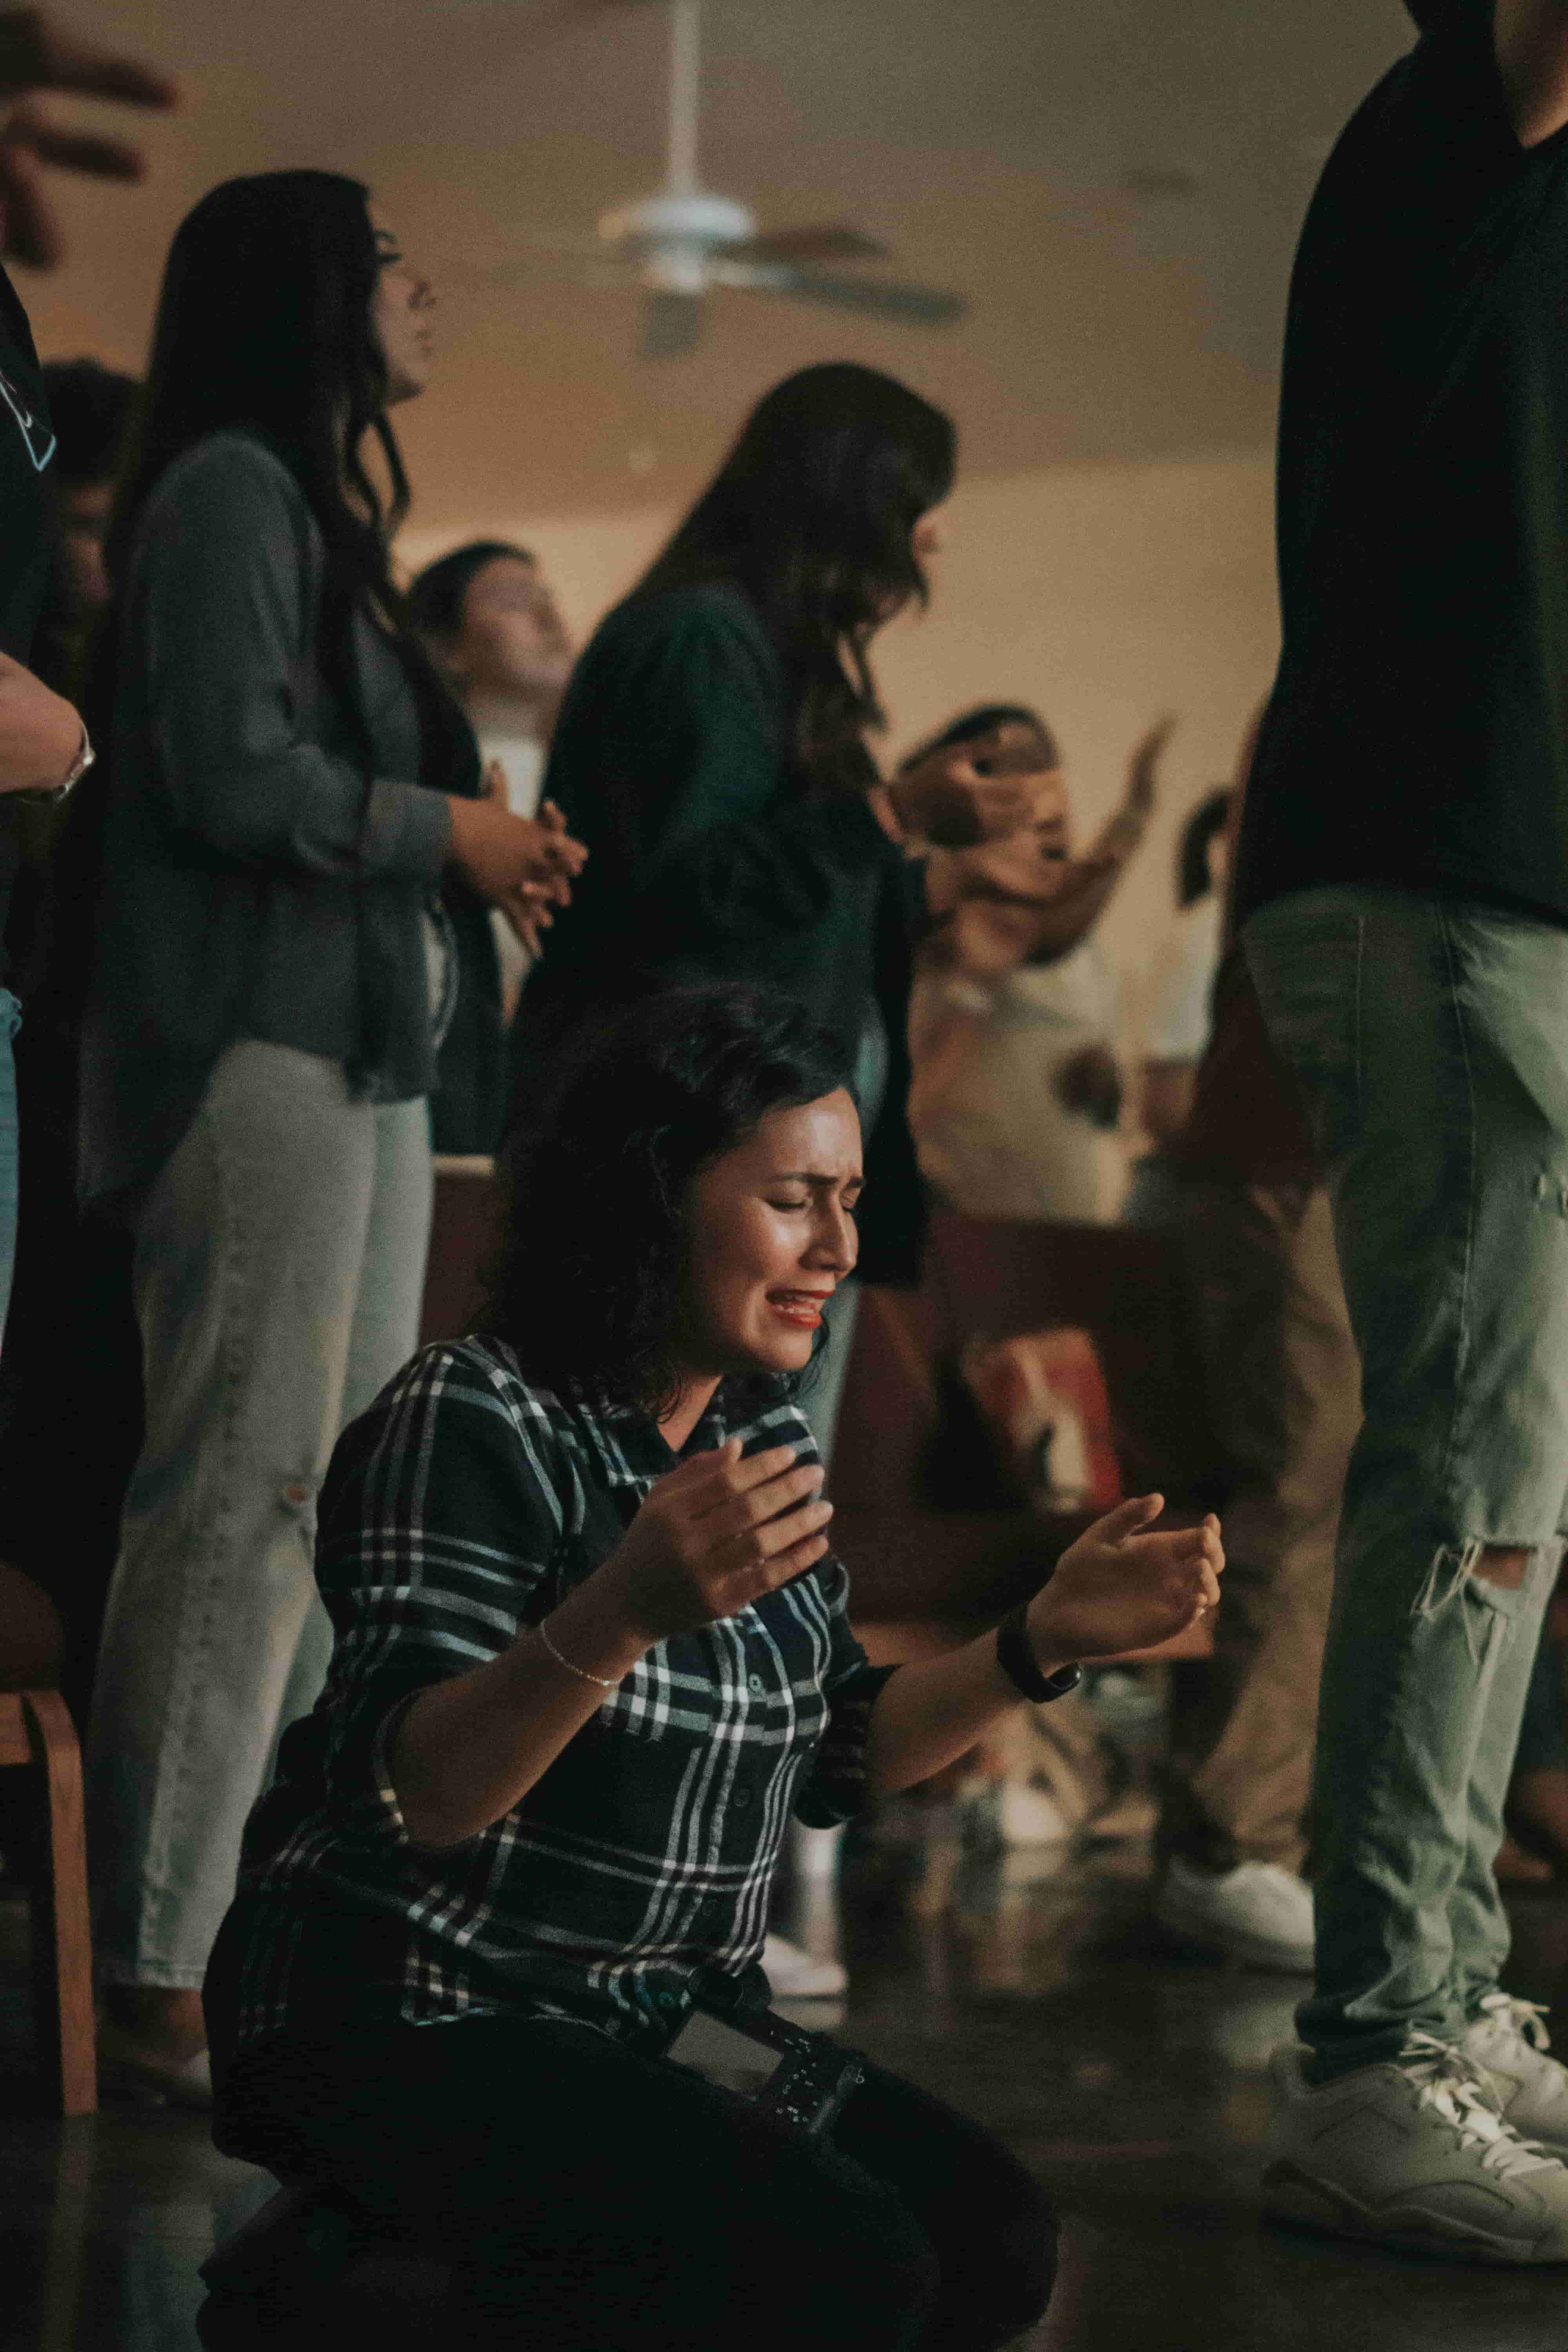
[722,265,967,327]
[640,287,706,359]
[720,225,890,267]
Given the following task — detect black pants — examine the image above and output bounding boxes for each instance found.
[220,2016,1056,2351]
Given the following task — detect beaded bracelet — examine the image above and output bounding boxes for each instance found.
[537,1617,622,1690]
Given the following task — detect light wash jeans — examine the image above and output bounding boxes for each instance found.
[1246,886,1568,2078]
[87,1040,433,1989]
[0,988,18,1348]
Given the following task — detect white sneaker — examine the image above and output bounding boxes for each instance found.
[1264,2035,1568,2263]
[1154,1857,1315,1973]
[762,1934,847,2000]
[1464,1992,1568,2156]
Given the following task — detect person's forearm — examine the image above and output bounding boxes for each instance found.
[0,655,81,795]
[392,1568,651,1848]
[1021,857,1124,964]
[862,1626,1071,1796]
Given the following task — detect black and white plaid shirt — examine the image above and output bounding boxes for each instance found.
[224,1336,895,2054]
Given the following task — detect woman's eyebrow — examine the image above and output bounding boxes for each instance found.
[768,1169,865,1187]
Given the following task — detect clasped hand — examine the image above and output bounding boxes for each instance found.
[1027,1494,1224,1666]
[448,763,589,957]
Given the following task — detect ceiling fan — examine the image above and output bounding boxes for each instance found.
[528,0,968,359]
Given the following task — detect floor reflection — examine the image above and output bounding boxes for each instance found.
[6,1824,1568,2350]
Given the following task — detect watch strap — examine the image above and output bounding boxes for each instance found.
[995,1604,1082,1704]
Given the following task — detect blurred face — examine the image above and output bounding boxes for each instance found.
[371,216,434,405]
[675,1092,862,1380]
[57,478,114,615]
[960,725,1071,897]
[449,555,573,702]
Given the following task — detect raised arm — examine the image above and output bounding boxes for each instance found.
[391,1434,834,1849]
[1495,0,1568,146]
[863,1497,1223,1796]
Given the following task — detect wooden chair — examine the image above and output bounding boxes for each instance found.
[924,1211,1219,1503]
[0,1559,96,2115]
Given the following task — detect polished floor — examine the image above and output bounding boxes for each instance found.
[7,1817,1568,2350]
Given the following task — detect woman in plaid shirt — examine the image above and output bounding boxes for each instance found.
[205,983,1223,2349]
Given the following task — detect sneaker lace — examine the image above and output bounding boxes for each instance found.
[1399,2031,1557,2178]
[1474,1990,1552,2054]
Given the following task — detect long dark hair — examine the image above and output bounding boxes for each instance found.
[633,363,955,793]
[487,984,852,1414]
[56,170,476,1078]
[103,170,409,704]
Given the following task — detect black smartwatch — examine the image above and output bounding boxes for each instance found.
[996,1604,1082,1704]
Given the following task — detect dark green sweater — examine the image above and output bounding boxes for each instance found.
[517,580,928,1283]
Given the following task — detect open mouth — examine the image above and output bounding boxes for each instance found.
[766,1289,834,1330]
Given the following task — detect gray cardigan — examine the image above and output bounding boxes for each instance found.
[79,431,452,1209]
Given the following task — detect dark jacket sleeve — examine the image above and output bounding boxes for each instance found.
[548,588,909,954]
[134,433,450,882]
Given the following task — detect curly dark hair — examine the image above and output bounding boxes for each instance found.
[486,985,853,1413]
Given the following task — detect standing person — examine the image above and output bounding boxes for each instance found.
[33,356,137,695]
[204,984,1223,2350]
[0,9,176,1339]
[511,365,1059,1998]
[518,364,1062,1444]
[1136,786,1231,1160]
[410,539,576,1149]
[1236,0,1568,2258]
[907,702,1165,1223]
[80,171,582,2103]
[0,358,140,1724]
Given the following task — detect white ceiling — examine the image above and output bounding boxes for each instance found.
[18,0,1415,526]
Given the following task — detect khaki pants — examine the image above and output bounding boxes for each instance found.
[1154,1177,1360,1875]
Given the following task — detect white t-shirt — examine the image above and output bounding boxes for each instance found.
[908,940,1125,1223]
[474,717,548,1009]
[1143,895,1223,1064]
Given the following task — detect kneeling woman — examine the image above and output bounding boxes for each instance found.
[206,984,1222,2351]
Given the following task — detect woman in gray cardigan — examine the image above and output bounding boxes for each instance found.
[79,172,582,2099]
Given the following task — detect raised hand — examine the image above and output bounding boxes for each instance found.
[599,1437,834,1644]
[1027,1494,1223,1665]
[886,728,1056,849]
[0,8,178,270]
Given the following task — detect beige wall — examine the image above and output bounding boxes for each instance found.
[401,445,1279,1042]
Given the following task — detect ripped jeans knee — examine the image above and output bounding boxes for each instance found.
[1413,1540,1558,1669]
